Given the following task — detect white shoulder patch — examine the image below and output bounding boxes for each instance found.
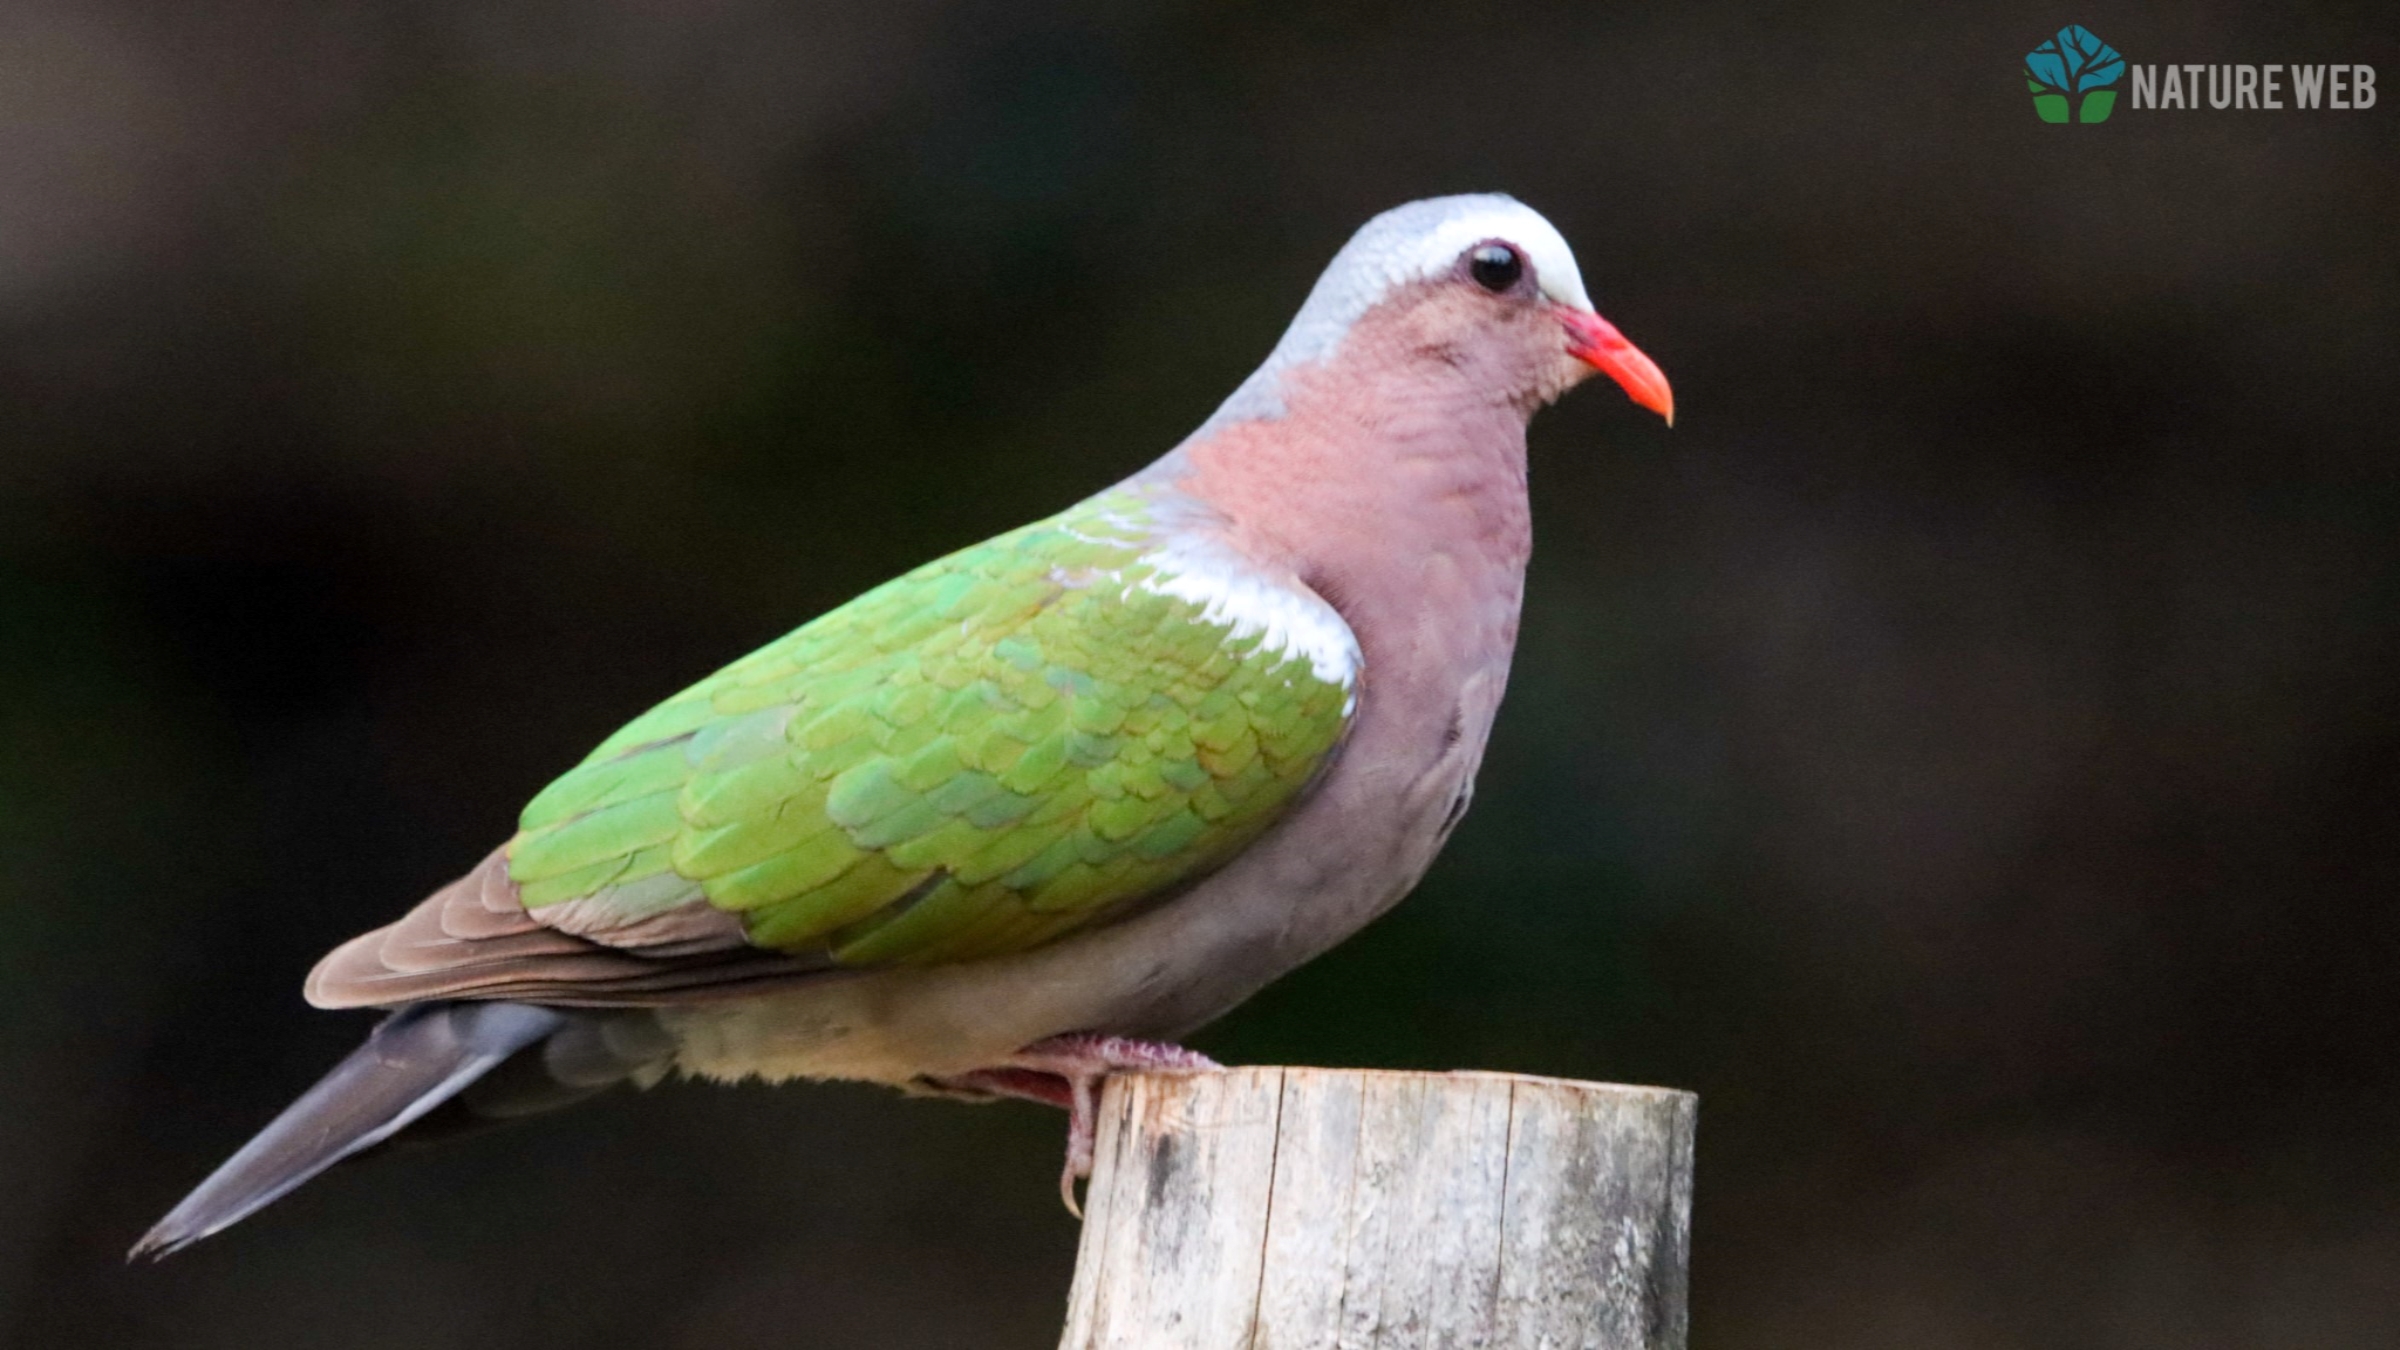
[1136,538,1361,694]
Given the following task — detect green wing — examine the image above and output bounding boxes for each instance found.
[503,494,1355,969]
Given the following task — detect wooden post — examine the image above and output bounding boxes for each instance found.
[1058,1067,1697,1350]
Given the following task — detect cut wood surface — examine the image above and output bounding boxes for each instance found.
[1058,1067,1697,1350]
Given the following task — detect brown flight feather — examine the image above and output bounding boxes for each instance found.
[304,849,832,1009]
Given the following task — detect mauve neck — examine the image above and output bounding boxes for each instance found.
[1138,346,1534,628]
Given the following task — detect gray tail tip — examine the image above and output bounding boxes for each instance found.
[126,1002,566,1263]
[128,1175,292,1263]
[127,1222,198,1264]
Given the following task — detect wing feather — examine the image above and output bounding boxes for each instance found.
[307,493,1357,1007]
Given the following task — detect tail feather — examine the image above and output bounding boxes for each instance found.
[131,1001,565,1260]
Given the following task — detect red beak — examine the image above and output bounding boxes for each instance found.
[1557,305,1674,425]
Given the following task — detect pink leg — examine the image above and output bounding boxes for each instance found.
[939,1034,1219,1215]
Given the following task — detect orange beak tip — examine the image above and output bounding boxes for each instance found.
[1558,305,1674,425]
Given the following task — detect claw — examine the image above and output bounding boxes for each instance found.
[1065,1066,1099,1215]
[1061,1171,1083,1219]
[1065,1069,1103,1216]
[936,1033,1219,1217]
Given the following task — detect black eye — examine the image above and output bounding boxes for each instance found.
[1469,243,1522,292]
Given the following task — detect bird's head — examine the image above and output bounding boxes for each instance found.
[1213,194,1673,432]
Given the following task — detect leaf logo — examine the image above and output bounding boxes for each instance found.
[2027,24,2127,122]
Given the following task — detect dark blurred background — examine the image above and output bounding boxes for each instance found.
[3,2,2395,1346]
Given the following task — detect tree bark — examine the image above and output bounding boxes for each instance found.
[1058,1067,1696,1349]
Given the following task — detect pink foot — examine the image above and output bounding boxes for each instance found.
[940,1033,1219,1215]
